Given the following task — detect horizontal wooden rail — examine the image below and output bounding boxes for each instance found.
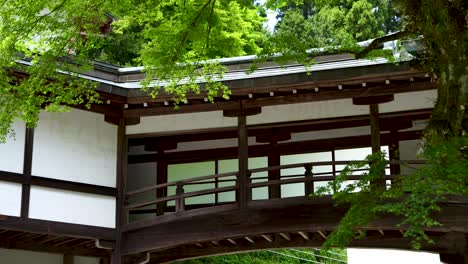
[125,159,426,216]
[127,171,238,197]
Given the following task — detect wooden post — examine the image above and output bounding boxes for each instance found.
[112,119,127,264]
[369,104,385,187]
[175,182,185,213]
[21,127,34,218]
[304,164,314,195]
[238,114,249,209]
[389,129,400,180]
[156,147,167,216]
[268,141,281,199]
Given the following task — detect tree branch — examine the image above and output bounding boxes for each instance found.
[355,30,411,59]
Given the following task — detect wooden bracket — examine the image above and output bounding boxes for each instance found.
[352,94,394,105]
[223,107,261,117]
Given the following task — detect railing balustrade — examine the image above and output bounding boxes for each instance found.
[125,160,426,222]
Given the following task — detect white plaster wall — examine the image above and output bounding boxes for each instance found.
[290,126,371,142]
[399,139,424,175]
[0,249,99,264]
[32,109,117,187]
[127,162,157,222]
[127,111,237,135]
[29,186,116,228]
[0,181,22,216]
[0,120,25,173]
[126,90,435,135]
[248,99,369,125]
[380,90,436,113]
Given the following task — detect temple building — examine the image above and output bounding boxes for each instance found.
[0,47,466,264]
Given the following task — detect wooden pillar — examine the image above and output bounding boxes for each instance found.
[112,119,127,264]
[369,104,386,187]
[267,141,281,199]
[369,104,381,155]
[354,95,394,189]
[21,127,34,218]
[224,104,261,209]
[156,147,167,216]
[238,114,249,209]
[389,129,400,177]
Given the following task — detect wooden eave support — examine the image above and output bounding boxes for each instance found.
[279,233,291,241]
[245,237,255,244]
[261,234,273,243]
[227,238,237,245]
[298,231,310,240]
[317,231,327,239]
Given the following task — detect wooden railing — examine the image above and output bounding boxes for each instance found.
[125,160,426,221]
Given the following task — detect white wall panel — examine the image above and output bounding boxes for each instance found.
[247,99,369,125]
[0,181,22,216]
[380,90,436,113]
[0,120,25,173]
[127,111,237,135]
[32,109,117,187]
[29,187,116,228]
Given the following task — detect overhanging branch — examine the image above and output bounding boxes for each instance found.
[355,31,411,59]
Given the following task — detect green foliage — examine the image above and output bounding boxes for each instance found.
[175,248,347,263]
[315,136,468,249]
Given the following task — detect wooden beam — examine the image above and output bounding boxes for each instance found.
[0,216,115,240]
[30,176,117,197]
[227,239,237,245]
[123,81,436,118]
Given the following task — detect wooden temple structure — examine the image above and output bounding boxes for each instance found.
[1,51,467,264]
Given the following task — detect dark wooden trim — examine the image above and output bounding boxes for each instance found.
[21,127,34,218]
[0,216,115,240]
[123,79,436,118]
[0,171,117,197]
[30,177,117,197]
